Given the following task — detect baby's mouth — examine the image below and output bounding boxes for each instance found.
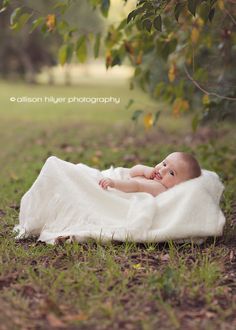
[154,172,162,180]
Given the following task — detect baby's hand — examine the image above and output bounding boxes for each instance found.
[144,167,156,179]
[150,168,156,180]
[99,178,115,190]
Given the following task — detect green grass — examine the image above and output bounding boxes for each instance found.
[0,80,236,329]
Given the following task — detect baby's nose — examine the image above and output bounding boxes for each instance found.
[160,167,167,176]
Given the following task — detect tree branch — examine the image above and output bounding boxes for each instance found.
[224,9,236,25]
[183,65,236,101]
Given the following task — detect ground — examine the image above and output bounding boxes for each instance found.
[0,80,235,329]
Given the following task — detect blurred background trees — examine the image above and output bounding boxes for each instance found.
[0,0,58,83]
[0,0,235,126]
[0,0,103,83]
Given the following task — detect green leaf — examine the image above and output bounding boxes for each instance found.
[127,6,145,24]
[188,0,198,16]
[58,44,74,65]
[127,10,136,24]
[3,0,10,6]
[30,17,45,33]
[142,18,152,32]
[41,23,48,35]
[192,113,199,132]
[118,18,127,30]
[153,110,161,126]
[53,1,68,14]
[58,44,68,65]
[94,33,101,58]
[10,7,21,25]
[111,53,121,66]
[153,15,162,32]
[168,38,178,53]
[142,2,154,11]
[156,39,177,61]
[66,43,74,63]
[76,36,87,63]
[58,20,69,31]
[101,0,110,17]
[210,0,217,7]
[141,13,153,22]
[125,99,134,109]
[11,13,32,31]
[174,3,185,22]
[89,0,99,7]
[199,2,210,22]
[134,67,142,77]
[0,7,7,13]
[131,109,143,122]
[155,82,165,97]
[208,7,215,22]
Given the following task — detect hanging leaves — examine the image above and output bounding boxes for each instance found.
[202,94,210,106]
[168,63,177,82]
[153,15,162,32]
[188,0,198,16]
[30,17,45,33]
[6,0,227,130]
[144,113,154,129]
[142,18,152,32]
[10,7,21,26]
[136,51,143,65]
[153,111,161,126]
[192,113,199,132]
[58,43,74,65]
[46,14,56,32]
[10,12,33,31]
[172,98,189,117]
[131,110,143,123]
[105,50,112,69]
[218,0,224,10]
[0,0,10,13]
[191,27,200,44]
[100,0,110,18]
[127,6,146,24]
[58,47,66,65]
[174,3,186,22]
[76,36,87,63]
[94,33,101,58]
[208,8,215,22]
[125,99,134,110]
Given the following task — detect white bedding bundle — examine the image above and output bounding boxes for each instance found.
[14,156,226,244]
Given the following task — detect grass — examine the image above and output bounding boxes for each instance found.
[0,80,236,329]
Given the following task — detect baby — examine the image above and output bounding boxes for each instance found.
[99,152,201,197]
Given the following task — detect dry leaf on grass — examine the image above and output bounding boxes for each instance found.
[47,313,66,328]
[63,312,88,322]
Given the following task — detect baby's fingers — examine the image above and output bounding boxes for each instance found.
[99,178,108,189]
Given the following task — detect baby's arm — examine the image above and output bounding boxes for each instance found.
[130,165,155,179]
[99,178,166,197]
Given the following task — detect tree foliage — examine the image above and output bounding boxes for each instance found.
[0,1,59,82]
[1,0,235,127]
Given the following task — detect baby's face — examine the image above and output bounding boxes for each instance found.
[153,153,190,189]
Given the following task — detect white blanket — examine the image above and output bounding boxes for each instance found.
[14,156,226,244]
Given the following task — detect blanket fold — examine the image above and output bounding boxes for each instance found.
[14,156,225,244]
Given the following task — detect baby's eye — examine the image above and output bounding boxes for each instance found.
[163,162,166,167]
[169,171,174,176]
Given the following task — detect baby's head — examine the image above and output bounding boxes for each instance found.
[154,152,201,189]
